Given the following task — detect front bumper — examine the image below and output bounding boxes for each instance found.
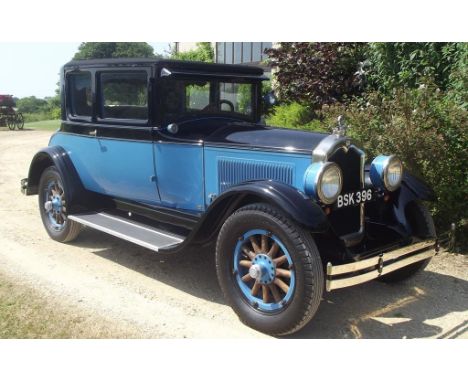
[326,240,436,291]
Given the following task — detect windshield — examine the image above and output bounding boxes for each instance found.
[160,77,256,124]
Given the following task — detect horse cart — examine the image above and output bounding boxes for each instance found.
[0,95,24,130]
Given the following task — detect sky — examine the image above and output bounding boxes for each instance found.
[0,42,171,99]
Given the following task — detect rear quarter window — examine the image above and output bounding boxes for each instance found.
[67,71,92,118]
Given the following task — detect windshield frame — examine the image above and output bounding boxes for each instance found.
[155,73,262,127]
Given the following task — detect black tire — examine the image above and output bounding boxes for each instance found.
[38,166,82,243]
[380,200,436,283]
[7,117,15,130]
[215,203,324,336]
[16,113,24,130]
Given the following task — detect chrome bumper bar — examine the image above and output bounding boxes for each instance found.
[326,240,436,292]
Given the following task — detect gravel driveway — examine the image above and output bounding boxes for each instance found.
[0,129,466,338]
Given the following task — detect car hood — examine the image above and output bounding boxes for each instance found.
[204,122,329,154]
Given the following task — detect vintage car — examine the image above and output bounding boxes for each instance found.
[21,58,438,335]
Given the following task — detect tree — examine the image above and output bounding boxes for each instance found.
[73,42,156,59]
[16,96,48,114]
[171,42,214,62]
[266,43,367,110]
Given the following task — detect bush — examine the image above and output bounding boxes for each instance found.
[266,102,326,132]
[319,85,468,235]
[22,112,55,123]
[266,43,367,109]
[366,43,462,94]
[17,95,61,122]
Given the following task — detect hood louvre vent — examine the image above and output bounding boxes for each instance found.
[218,158,294,192]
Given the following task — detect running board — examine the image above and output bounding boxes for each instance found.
[68,212,185,252]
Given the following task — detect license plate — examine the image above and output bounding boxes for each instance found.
[336,189,373,209]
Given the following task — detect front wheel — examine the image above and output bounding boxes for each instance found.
[38,166,82,243]
[216,203,324,336]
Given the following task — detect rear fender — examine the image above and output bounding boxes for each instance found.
[25,146,88,213]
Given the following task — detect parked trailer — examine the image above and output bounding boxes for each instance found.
[0,95,24,130]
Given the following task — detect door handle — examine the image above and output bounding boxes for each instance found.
[89,129,97,136]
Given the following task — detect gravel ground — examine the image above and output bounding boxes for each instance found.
[0,129,466,338]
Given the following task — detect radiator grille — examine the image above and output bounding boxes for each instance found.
[328,146,364,236]
[218,158,294,192]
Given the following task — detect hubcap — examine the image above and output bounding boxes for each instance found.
[44,180,67,231]
[250,254,275,284]
[233,229,296,313]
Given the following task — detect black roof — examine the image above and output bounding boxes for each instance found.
[63,58,264,76]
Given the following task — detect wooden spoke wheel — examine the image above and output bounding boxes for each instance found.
[216,203,324,336]
[15,113,24,130]
[234,229,295,312]
[7,116,15,130]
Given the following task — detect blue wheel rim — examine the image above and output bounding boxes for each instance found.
[44,179,66,231]
[234,229,296,313]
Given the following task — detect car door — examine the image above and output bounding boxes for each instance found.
[152,73,205,213]
[93,68,160,204]
[56,67,160,205]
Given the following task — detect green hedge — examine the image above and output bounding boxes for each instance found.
[22,108,60,123]
[266,102,326,132]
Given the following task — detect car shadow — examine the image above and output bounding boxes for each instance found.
[289,271,468,339]
[70,228,468,339]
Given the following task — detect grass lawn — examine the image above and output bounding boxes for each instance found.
[24,119,61,131]
[0,272,135,339]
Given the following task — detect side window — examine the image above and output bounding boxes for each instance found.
[100,71,148,120]
[68,71,92,118]
[186,82,210,110]
[220,82,253,114]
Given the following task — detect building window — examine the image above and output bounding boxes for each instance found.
[215,42,272,65]
[234,42,242,64]
[242,42,252,62]
[225,42,233,65]
[252,42,262,62]
[217,43,224,64]
[261,42,272,60]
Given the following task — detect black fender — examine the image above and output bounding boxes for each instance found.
[25,146,89,214]
[401,172,435,201]
[394,172,435,233]
[186,180,329,246]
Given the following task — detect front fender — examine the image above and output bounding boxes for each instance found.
[187,180,329,246]
[401,172,435,201]
[394,172,434,232]
[25,146,87,213]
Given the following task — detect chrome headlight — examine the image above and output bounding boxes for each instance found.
[304,162,343,204]
[370,155,403,191]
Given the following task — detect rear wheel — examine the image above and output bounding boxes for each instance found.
[381,200,436,283]
[38,166,81,243]
[7,116,15,130]
[216,203,324,336]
